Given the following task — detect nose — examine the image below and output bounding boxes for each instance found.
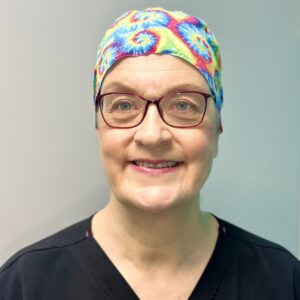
[133,103,172,148]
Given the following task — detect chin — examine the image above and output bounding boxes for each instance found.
[120,186,190,214]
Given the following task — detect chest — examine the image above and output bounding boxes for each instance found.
[120,264,207,300]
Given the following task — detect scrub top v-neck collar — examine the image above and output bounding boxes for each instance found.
[74,214,234,300]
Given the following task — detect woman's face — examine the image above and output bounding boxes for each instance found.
[97,54,220,212]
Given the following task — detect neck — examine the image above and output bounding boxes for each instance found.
[92,194,219,271]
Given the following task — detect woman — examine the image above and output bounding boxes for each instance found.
[1,7,299,300]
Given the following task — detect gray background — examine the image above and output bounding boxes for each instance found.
[0,0,299,265]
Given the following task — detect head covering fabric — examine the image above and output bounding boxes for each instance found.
[93,7,223,111]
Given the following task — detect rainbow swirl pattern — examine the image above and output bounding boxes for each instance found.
[94,7,223,111]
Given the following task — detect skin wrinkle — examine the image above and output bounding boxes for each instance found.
[92,55,220,298]
[97,55,222,130]
[101,81,211,96]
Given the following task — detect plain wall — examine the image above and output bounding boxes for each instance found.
[0,0,299,265]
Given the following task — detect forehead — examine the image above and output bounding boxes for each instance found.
[101,54,211,95]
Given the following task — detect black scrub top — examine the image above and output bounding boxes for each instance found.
[1,213,299,300]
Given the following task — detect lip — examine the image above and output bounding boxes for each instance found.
[128,159,183,175]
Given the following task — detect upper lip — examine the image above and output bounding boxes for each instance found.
[130,159,182,163]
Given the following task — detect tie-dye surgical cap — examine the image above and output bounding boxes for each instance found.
[93,7,223,111]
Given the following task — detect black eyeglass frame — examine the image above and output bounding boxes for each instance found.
[95,91,216,129]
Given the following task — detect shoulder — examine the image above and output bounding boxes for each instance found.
[0,215,93,285]
[216,216,300,296]
[219,216,298,259]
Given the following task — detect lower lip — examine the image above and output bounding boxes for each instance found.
[129,163,182,175]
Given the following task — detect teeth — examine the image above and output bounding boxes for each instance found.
[135,161,178,168]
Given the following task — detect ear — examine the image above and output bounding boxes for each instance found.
[213,130,220,158]
[213,115,222,158]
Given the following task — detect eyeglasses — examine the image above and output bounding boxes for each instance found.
[95,91,215,129]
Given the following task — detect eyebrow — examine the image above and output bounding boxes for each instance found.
[102,82,137,94]
[101,81,210,95]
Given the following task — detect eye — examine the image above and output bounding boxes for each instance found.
[170,99,198,113]
[164,93,206,114]
[117,101,133,111]
[110,99,138,113]
[174,101,190,111]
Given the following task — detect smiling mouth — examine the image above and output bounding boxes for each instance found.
[131,161,181,169]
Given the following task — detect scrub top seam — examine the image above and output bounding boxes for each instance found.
[209,249,234,300]
[224,232,296,256]
[71,238,115,300]
[0,236,89,275]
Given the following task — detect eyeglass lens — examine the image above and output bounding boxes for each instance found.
[100,92,207,128]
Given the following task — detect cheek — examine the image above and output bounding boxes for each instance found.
[97,133,124,190]
[183,130,217,188]
[97,127,131,170]
[185,128,217,160]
